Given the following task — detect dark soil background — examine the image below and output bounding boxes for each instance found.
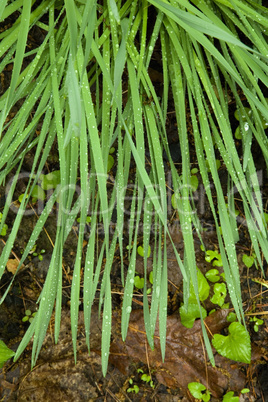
[1,6,268,402]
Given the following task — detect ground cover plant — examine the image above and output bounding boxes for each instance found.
[0,0,268,391]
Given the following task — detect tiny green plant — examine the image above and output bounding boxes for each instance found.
[223,391,239,402]
[134,271,153,294]
[204,249,223,267]
[234,103,268,133]
[29,244,45,261]
[188,382,211,402]
[242,253,256,269]
[134,275,144,289]
[22,310,37,323]
[210,283,227,307]
[33,249,45,261]
[18,186,46,204]
[205,268,220,283]
[40,170,61,190]
[137,245,151,258]
[141,373,155,389]
[249,316,264,332]
[0,340,15,369]
[223,388,250,401]
[77,216,91,223]
[0,213,8,236]
[190,168,199,192]
[127,379,140,394]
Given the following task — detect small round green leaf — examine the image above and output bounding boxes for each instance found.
[234,108,252,121]
[137,245,151,258]
[205,269,220,283]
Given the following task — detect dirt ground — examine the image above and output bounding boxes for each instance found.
[0,210,268,401]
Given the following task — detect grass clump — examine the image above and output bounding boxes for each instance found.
[0,0,268,375]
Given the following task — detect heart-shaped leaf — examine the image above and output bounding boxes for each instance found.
[137,245,151,258]
[188,382,211,401]
[242,254,254,268]
[179,303,207,329]
[212,322,251,363]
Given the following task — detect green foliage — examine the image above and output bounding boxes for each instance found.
[223,391,239,402]
[134,275,144,289]
[141,373,155,389]
[204,249,223,267]
[210,283,227,307]
[212,322,251,364]
[242,253,256,268]
[22,310,37,323]
[179,303,207,328]
[188,382,211,401]
[180,268,208,328]
[0,213,8,236]
[190,168,199,192]
[0,340,15,369]
[188,268,210,304]
[127,379,140,394]
[227,312,237,323]
[137,245,151,258]
[33,249,46,261]
[31,185,46,202]
[250,316,264,332]
[107,154,115,172]
[40,171,61,190]
[77,216,91,223]
[0,0,267,374]
[205,268,220,283]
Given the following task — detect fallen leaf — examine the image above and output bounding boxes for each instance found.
[109,309,247,399]
[6,259,20,274]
